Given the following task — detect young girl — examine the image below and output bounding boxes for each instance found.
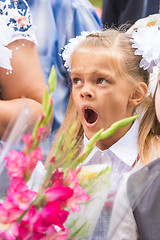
[49,27,151,238]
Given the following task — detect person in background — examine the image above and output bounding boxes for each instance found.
[108,72,160,240]
[0,0,48,139]
[102,0,160,28]
[108,15,160,240]
[27,0,102,132]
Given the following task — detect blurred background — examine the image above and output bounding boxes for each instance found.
[89,0,103,18]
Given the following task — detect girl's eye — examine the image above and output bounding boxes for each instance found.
[72,78,82,85]
[96,78,110,85]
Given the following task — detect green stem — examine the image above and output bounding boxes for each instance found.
[100,115,139,140]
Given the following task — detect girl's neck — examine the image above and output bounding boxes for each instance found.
[96,122,133,150]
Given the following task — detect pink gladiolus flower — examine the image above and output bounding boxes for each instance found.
[67,183,90,212]
[23,134,33,150]
[7,178,37,210]
[40,114,45,122]
[19,206,43,240]
[45,185,73,203]
[36,127,46,141]
[0,204,20,240]
[24,147,43,177]
[20,203,69,236]
[50,169,63,185]
[64,168,81,186]
[34,202,69,232]
[25,147,43,165]
[50,156,55,164]
[0,201,23,223]
[5,150,27,178]
[5,148,43,180]
[49,98,54,105]
[0,221,19,240]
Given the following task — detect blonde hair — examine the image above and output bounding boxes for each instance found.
[138,88,160,165]
[72,29,149,85]
[51,28,149,158]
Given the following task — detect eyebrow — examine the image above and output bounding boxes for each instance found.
[91,70,116,78]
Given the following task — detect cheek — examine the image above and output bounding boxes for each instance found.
[72,89,77,102]
[72,91,80,111]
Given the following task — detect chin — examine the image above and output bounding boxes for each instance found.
[84,129,98,140]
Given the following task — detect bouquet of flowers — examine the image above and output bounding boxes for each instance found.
[0,66,138,240]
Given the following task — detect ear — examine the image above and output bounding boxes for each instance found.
[128,82,148,107]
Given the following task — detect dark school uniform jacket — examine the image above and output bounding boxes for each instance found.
[102,0,160,28]
[127,158,160,240]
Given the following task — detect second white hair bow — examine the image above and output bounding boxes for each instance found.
[131,26,160,73]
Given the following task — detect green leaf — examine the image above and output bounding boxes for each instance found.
[54,132,65,157]
[67,221,88,239]
[41,100,53,126]
[48,65,57,93]
[32,119,41,141]
[42,87,50,115]
[70,129,103,169]
[86,128,104,149]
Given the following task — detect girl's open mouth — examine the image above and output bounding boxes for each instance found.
[84,108,98,124]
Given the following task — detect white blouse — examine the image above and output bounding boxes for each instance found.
[83,119,140,239]
[83,119,139,206]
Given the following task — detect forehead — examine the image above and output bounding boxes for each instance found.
[71,47,107,65]
[70,47,125,77]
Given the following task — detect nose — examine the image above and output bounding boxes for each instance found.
[80,85,95,99]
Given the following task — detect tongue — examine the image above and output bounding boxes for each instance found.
[85,109,98,124]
